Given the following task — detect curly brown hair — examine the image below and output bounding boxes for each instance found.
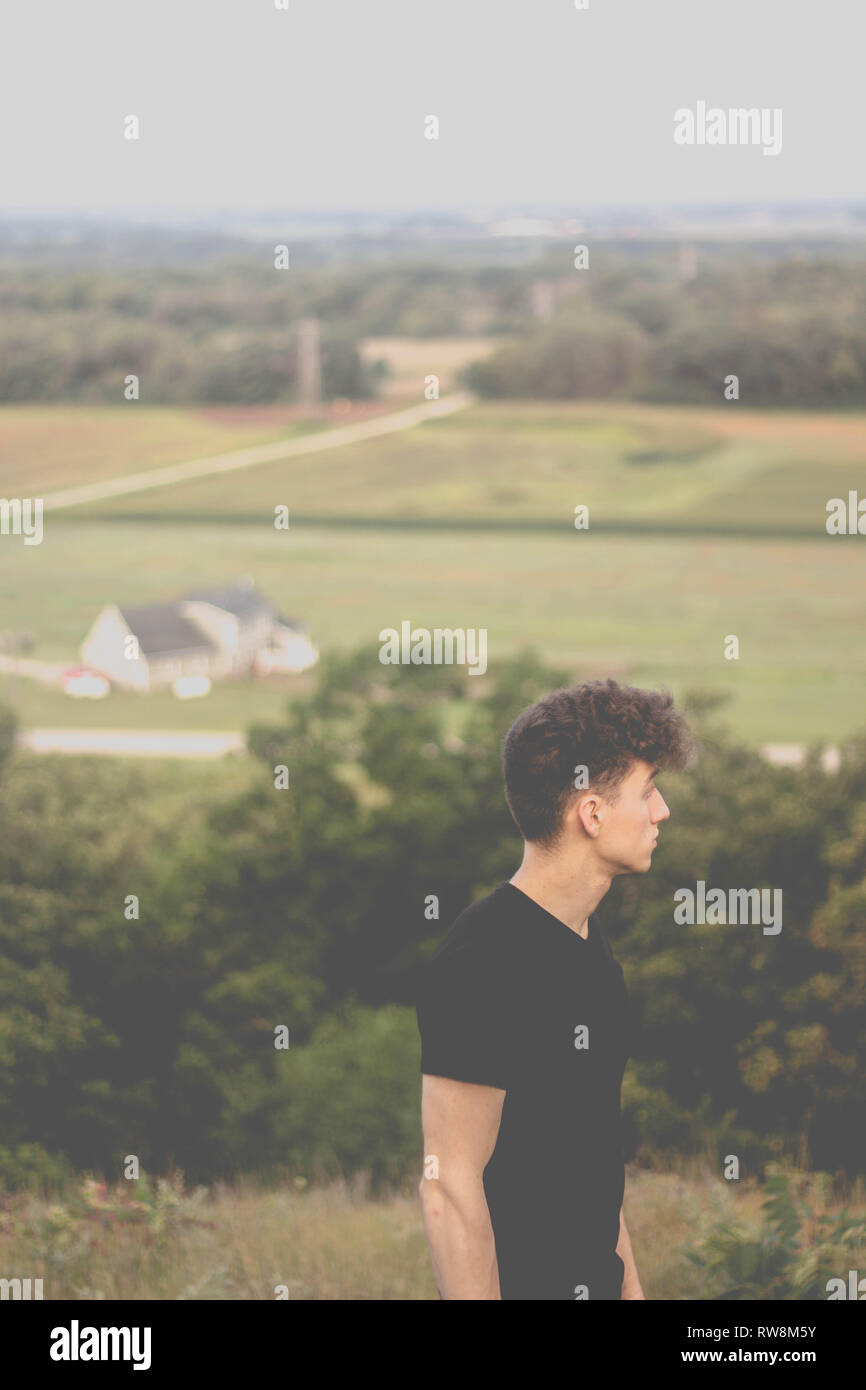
[503,678,696,847]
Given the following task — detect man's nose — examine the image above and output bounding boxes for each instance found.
[653,794,671,823]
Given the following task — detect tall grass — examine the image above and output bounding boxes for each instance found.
[1,1163,862,1300]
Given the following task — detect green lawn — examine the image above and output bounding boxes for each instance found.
[1,519,863,743]
[1,400,864,745]
[48,399,865,534]
[0,404,339,495]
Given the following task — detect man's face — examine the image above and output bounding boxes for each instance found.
[594,757,670,875]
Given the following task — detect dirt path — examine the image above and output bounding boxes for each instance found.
[17,728,247,757]
[14,729,838,765]
[41,391,475,512]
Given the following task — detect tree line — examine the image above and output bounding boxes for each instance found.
[2,244,866,405]
[0,655,863,1194]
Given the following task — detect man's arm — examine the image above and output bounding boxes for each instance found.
[617,1207,646,1299]
[419,1072,506,1300]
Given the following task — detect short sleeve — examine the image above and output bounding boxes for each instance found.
[416,944,511,1090]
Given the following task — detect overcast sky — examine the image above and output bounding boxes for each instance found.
[2,0,863,218]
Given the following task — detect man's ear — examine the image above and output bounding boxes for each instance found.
[576,793,602,838]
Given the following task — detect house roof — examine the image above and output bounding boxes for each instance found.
[183,583,276,620]
[276,614,308,632]
[117,604,218,657]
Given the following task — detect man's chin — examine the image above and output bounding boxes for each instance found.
[615,856,653,876]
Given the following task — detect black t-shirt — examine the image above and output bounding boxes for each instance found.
[416,880,631,1300]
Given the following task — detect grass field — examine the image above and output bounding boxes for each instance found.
[1,397,864,744]
[1,1163,860,1300]
[0,406,314,496]
[38,399,865,531]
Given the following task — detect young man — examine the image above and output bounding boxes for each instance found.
[416,678,695,1300]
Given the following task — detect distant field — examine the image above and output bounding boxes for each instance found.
[49,398,866,533]
[0,401,391,495]
[0,399,864,745]
[0,520,862,743]
[360,335,498,398]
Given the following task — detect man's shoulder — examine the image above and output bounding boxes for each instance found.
[416,885,518,1081]
[430,882,514,964]
[416,883,518,1008]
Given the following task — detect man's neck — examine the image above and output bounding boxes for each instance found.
[509,854,613,939]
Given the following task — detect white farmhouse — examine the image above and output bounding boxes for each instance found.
[182,582,278,676]
[80,579,317,693]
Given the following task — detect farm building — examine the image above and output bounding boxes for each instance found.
[79,579,317,693]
